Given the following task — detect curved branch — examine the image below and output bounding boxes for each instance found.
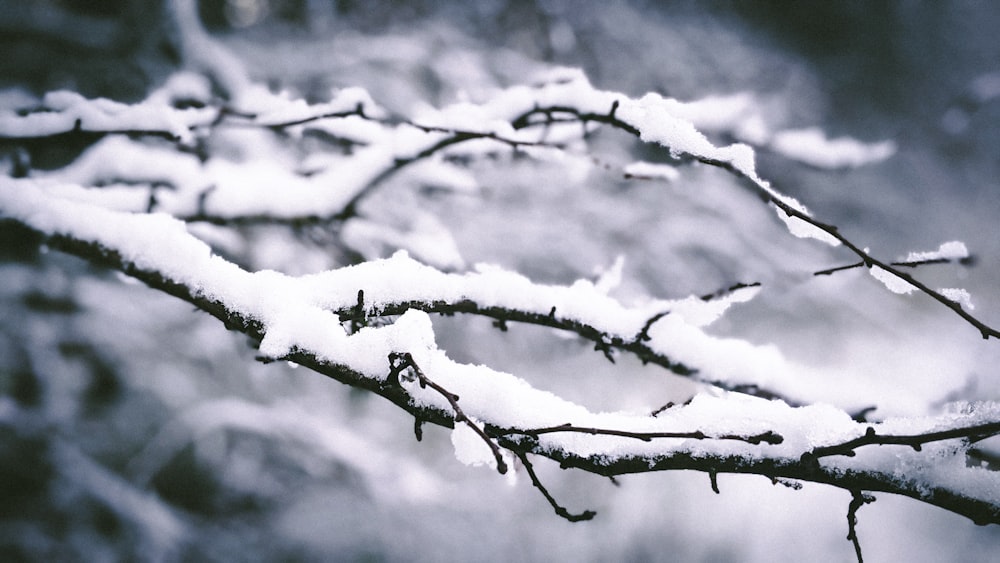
[511,102,1000,340]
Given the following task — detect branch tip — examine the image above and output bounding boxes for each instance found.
[516,451,596,522]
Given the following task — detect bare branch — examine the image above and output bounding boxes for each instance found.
[847,490,876,563]
[514,450,596,522]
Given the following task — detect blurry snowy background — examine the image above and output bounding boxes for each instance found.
[2,1,1000,561]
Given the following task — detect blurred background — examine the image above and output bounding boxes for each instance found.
[1,1,1000,561]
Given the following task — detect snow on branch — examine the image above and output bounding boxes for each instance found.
[7,71,992,338]
[2,180,998,527]
[0,90,216,143]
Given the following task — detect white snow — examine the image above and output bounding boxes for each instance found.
[903,241,969,263]
[1,69,885,252]
[0,90,216,143]
[940,288,975,310]
[593,255,626,295]
[623,161,680,181]
[770,127,896,169]
[869,265,916,295]
[772,198,842,246]
[3,57,994,530]
[451,420,491,466]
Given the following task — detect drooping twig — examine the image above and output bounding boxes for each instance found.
[847,490,876,563]
[349,289,367,334]
[387,352,508,474]
[514,450,596,522]
[413,417,424,442]
[709,470,720,494]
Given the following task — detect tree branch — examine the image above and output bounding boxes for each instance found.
[509,101,1000,341]
[388,351,508,474]
[847,490,876,563]
[514,450,596,522]
[805,422,1000,461]
[5,220,998,526]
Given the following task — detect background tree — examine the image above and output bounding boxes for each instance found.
[2,2,1000,562]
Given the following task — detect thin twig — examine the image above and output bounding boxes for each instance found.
[511,423,783,446]
[805,422,1000,461]
[388,352,508,474]
[815,256,973,277]
[514,450,596,522]
[847,490,876,563]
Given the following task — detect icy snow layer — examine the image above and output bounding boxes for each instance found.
[2,179,998,516]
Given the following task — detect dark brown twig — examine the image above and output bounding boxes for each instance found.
[847,490,876,563]
[814,256,974,277]
[514,450,596,522]
[388,352,508,474]
[805,422,1000,462]
[511,422,783,446]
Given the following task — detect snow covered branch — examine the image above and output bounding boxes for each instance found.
[2,180,998,528]
[3,31,1000,559]
[4,70,994,341]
